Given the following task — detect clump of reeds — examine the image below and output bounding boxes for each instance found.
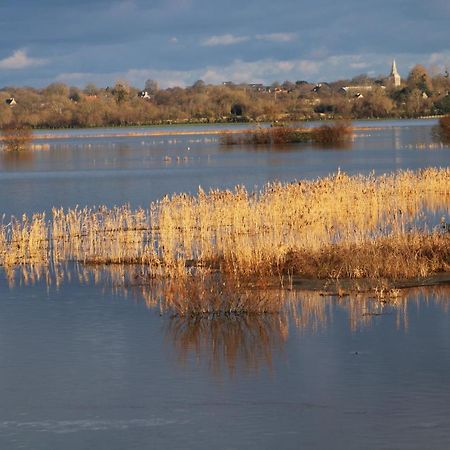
[435,114,450,144]
[220,122,353,147]
[0,214,48,267]
[1,168,450,314]
[0,123,33,152]
[282,232,450,280]
[220,126,310,146]
[310,120,353,146]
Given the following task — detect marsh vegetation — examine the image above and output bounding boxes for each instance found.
[219,121,353,147]
[1,167,450,314]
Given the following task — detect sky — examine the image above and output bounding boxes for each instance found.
[0,0,449,89]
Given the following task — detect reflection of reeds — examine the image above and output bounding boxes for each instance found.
[166,312,288,376]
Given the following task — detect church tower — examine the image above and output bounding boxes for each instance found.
[389,59,401,87]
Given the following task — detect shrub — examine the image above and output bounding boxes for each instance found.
[1,123,33,151]
[310,121,353,146]
[435,114,450,143]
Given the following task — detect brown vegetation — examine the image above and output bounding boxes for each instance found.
[310,121,353,146]
[0,123,33,151]
[436,114,450,143]
[1,169,450,299]
[220,122,353,147]
[1,65,449,129]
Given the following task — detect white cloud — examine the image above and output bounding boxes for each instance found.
[0,49,47,70]
[200,58,321,84]
[255,33,297,43]
[56,51,450,90]
[201,34,249,47]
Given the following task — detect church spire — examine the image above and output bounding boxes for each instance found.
[389,59,401,87]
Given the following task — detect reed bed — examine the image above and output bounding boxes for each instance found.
[1,168,450,314]
[220,122,353,147]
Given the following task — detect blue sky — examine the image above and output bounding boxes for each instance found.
[0,0,449,89]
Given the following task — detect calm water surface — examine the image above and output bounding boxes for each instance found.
[1,271,450,449]
[1,119,450,449]
[0,118,447,217]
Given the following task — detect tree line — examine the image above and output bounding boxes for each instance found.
[0,65,449,129]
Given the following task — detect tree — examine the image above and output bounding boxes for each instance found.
[111,81,130,104]
[407,65,433,95]
[144,79,159,94]
[84,83,99,96]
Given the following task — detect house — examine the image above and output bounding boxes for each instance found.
[5,97,16,106]
[139,91,151,99]
[340,85,374,94]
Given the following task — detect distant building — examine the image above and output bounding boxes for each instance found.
[139,91,151,99]
[389,59,401,87]
[5,97,16,106]
[340,86,374,94]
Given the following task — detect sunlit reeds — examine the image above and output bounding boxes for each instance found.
[1,168,450,314]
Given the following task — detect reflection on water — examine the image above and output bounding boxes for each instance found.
[0,149,36,170]
[3,262,450,378]
[166,314,288,377]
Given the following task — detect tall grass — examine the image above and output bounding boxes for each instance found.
[1,168,450,313]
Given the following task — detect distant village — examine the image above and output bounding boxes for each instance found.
[1,61,449,128]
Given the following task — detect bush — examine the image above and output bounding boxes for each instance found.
[310,121,353,146]
[1,123,33,151]
[435,114,450,143]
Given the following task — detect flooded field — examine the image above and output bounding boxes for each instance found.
[1,118,450,449]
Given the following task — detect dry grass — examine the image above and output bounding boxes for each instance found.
[1,168,450,313]
[0,123,33,152]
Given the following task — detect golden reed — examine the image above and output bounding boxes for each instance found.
[1,167,450,314]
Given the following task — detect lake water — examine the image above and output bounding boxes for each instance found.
[1,119,450,449]
[0,118,446,218]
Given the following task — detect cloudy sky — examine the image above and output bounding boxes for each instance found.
[0,0,449,89]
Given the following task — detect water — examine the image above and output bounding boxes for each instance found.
[1,273,450,449]
[0,118,447,218]
[1,118,450,449]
